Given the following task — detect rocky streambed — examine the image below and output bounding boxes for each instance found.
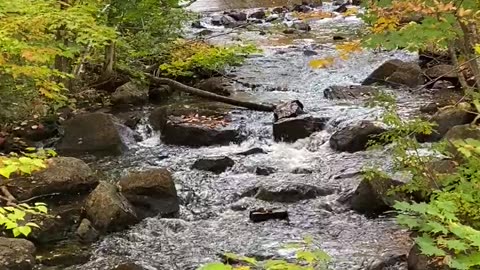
[0,1,470,270]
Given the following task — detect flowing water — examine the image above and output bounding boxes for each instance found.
[68,3,438,270]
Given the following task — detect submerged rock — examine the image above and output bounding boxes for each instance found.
[111,82,148,108]
[191,156,235,174]
[0,237,36,270]
[228,11,247,21]
[329,121,386,153]
[85,182,138,232]
[417,104,475,142]
[236,147,267,156]
[118,168,179,218]
[249,209,289,223]
[348,177,406,215]
[112,262,147,270]
[8,157,96,201]
[362,59,424,88]
[254,182,334,203]
[273,115,329,142]
[57,112,128,156]
[255,166,277,176]
[324,85,379,99]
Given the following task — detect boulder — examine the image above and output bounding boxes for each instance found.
[348,177,406,215]
[334,3,348,12]
[118,169,179,218]
[407,245,450,270]
[228,11,247,21]
[57,112,128,156]
[254,182,334,203]
[417,104,475,142]
[425,64,457,81]
[273,100,305,121]
[273,115,329,142]
[85,182,139,232]
[0,237,36,270]
[443,124,480,158]
[292,4,312,13]
[75,218,99,243]
[111,82,148,107]
[272,7,288,14]
[220,15,238,28]
[323,85,378,99]
[194,77,233,96]
[362,59,424,88]
[330,121,386,153]
[292,22,311,31]
[255,166,277,176]
[249,10,266,19]
[148,85,173,104]
[191,157,235,174]
[8,157,96,201]
[149,106,244,147]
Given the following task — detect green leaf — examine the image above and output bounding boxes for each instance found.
[199,262,232,270]
[415,235,446,257]
[17,226,32,236]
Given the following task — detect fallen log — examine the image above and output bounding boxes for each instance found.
[146,74,275,112]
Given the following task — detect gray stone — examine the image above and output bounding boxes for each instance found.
[75,219,99,243]
[111,82,148,107]
[330,121,386,153]
[0,237,36,270]
[273,115,329,143]
[362,59,424,88]
[255,182,334,203]
[191,157,235,174]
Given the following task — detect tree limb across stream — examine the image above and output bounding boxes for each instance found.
[146,74,276,112]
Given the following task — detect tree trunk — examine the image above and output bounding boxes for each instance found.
[146,74,275,112]
[101,41,116,80]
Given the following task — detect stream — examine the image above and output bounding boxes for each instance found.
[68,2,436,269]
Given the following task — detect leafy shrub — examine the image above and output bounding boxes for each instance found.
[158,40,259,78]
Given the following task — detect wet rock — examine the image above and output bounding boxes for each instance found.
[255,182,334,203]
[115,111,142,130]
[8,157,96,201]
[249,209,289,223]
[118,169,179,218]
[416,104,475,142]
[272,6,287,14]
[12,120,58,142]
[85,181,139,232]
[149,85,173,103]
[333,35,345,41]
[274,100,305,121]
[334,3,348,12]
[273,115,329,143]
[112,262,146,270]
[362,59,424,88]
[191,156,235,174]
[292,4,312,13]
[431,80,454,90]
[367,252,407,270]
[237,147,267,156]
[228,11,247,21]
[28,203,82,244]
[111,82,148,107]
[75,218,99,243]
[408,245,450,270]
[348,177,406,215]
[329,121,386,153]
[211,15,222,26]
[420,102,440,114]
[57,112,128,156]
[0,237,36,270]
[425,64,457,81]
[283,29,297,34]
[351,0,362,5]
[194,77,233,96]
[220,15,238,28]
[196,29,214,36]
[249,10,266,20]
[303,49,318,56]
[255,166,277,176]
[191,21,205,28]
[292,22,311,31]
[265,15,280,23]
[36,243,91,267]
[323,85,378,99]
[291,168,313,174]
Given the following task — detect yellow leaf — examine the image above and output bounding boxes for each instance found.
[475,44,480,55]
[309,57,335,69]
[343,7,358,17]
